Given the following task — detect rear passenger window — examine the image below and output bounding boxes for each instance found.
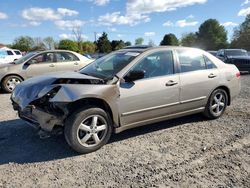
[7,51,14,55]
[177,49,206,73]
[204,55,217,69]
[55,52,79,62]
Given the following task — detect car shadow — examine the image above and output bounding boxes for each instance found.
[0,114,205,165]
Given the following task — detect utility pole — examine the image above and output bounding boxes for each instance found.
[94,32,97,43]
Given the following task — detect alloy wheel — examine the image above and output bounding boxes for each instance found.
[77,115,108,147]
[210,92,226,115]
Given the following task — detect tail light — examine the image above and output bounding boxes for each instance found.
[236,72,240,78]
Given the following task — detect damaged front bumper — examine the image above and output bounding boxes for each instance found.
[12,101,66,132]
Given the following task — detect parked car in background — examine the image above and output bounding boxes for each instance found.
[0,50,94,92]
[11,46,241,154]
[207,50,217,56]
[216,49,250,73]
[85,53,107,59]
[0,47,22,64]
[248,51,250,56]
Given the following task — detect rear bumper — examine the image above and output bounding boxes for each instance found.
[13,102,63,132]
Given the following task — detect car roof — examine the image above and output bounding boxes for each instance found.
[222,49,247,51]
[32,50,78,53]
[119,45,202,53]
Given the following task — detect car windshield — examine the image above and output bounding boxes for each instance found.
[13,52,36,64]
[80,51,141,80]
[225,50,248,57]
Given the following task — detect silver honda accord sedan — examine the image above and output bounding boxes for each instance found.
[11,46,241,153]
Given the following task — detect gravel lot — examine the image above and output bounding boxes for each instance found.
[0,75,249,188]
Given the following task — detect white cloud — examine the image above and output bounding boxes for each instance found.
[98,0,206,26]
[59,33,88,40]
[22,7,79,22]
[22,7,61,21]
[91,0,110,6]
[242,0,250,6]
[59,33,73,39]
[238,7,250,16]
[117,34,123,38]
[29,21,41,26]
[55,20,85,30]
[98,12,150,26]
[57,8,79,16]
[126,0,207,15]
[187,14,194,19]
[221,22,239,27]
[0,12,8,19]
[108,27,117,32]
[176,19,198,27]
[96,33,102,37]
[144,32,156,37]
[163,21,174,27]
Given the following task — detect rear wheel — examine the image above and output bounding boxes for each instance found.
[64,106,112,154]
[2,75,23,93]
[203,89,228,119]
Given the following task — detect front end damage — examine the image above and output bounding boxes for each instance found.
[11,72,119,133]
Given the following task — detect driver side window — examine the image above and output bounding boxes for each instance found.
[31,53,54,64]
[131,50,174,79]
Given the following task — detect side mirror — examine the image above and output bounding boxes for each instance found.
[125,70,145,82]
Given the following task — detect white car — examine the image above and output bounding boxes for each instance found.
[0,47,22,64]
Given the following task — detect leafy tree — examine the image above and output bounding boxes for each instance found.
[125,41,132,46]
[32,37,46,51]
[135,37,144,45]
[231,14,250,50]
[197,19,228,50]
[58,39,79,52]
[96,32,112,53]
[181,32,198,47]
[160,33,179,46]
[43,37,55,50]
[111,40,126,51]
[82,41,97,53]
[11,36,34,51]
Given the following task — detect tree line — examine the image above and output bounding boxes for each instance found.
[8,15,250,53]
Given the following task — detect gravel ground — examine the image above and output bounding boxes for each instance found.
[0,75,249,188]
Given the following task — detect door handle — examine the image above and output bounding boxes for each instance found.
[165,80,178,86]
[74,62,79,65]
[208,73,217,78]
[49,64,55,67]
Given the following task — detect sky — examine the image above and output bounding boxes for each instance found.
[0,0,249,45]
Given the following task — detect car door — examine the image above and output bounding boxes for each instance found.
[24,52,56,78]
[55,52,81,72]
[176,49,220,112]
[119,50,180,127]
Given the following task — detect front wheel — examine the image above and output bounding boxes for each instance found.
[64,106,112,154]
[2,75,23,93]
[203,89,228,119]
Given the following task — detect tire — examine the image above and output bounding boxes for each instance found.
[1,75,23,93]
[64,106,113,154]
[203,89,228,119]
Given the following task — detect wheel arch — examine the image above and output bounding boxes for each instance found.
[1,74,24,85]
[67,97,115,126]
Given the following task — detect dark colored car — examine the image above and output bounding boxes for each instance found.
[216,49,250,73]
[207,51,217,56]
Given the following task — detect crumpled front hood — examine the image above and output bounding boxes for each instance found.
[11,71,104,109]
